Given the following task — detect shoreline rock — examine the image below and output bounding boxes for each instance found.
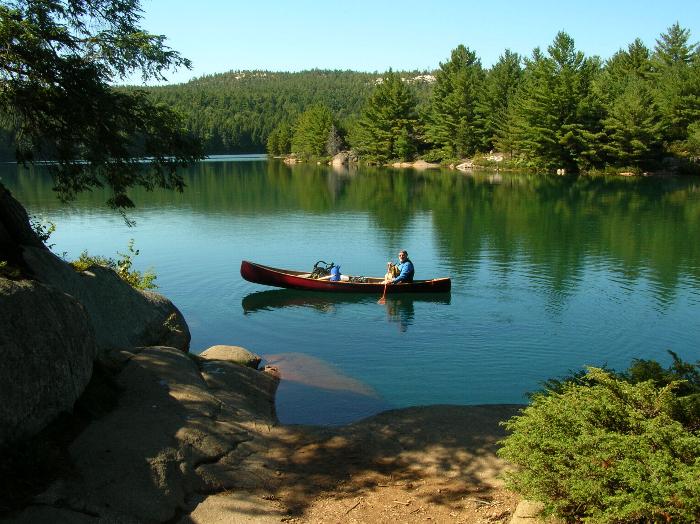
[4,345,280,522]
[330,151,349,166]
[200,344,262,369]
[2,335,526,522]
[22,246,190,355]
[390,159,440,169]
[0,185,189,449]
[0,278,96,446]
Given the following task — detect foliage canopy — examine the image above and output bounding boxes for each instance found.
[0,0,203,208]
[290,104,337,159]
[349,71,420,163]
[1,10,699,174]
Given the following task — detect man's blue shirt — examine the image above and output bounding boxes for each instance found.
[392,260,414,283]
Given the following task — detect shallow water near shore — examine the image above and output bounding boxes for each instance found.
[4,156,700,425]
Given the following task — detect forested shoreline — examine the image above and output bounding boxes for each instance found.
[2,24,699,173]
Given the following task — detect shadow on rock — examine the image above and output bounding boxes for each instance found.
[3,343,522,523]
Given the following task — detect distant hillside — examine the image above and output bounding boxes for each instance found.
[137,69,436,154]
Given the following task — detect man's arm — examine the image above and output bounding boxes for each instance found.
[392,262,412,283]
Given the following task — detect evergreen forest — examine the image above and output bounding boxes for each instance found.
[3,24,700,173]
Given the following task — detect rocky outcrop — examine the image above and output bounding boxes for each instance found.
[330,152,348,166]
[7,343,522,523]
[0,184,190,447]
[390,160,440,169]
[8,346,281,523]
[487,152,504,162]
[510,500,563,523]
[21,246,190,354]
[0,183,46,275]
[0,278,96,446]
[412,159,440,170]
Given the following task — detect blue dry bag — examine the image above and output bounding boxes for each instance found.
[329,265,341,281]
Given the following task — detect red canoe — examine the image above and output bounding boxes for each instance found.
[240,260,451,293]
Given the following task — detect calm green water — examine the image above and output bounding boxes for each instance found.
[3,157,700,425]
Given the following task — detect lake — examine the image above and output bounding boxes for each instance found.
[3,156,699,425]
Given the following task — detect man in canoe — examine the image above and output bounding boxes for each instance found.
[386,249,414,284]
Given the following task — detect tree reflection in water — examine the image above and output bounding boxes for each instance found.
[5,159,700,298]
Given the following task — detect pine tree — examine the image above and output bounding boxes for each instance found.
[291,105,335,159]
[687,122,700,156]
[325,124,343,156]
[349,71,419,163]
[620,38,655,78]
[482,50,523,152]
[266,121,293,155]
[510,33,602,170]
[0,0,203,208]
[600,39,654,102]
[509,48,560,167]
[652,24,700,146]
[595,39,662,167]
[601,77,663,166]
[425,45,485,160]
[654,23,698,67]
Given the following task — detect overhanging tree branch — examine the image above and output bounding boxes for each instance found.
[0,0,203,208]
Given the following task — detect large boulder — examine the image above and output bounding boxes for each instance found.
[0,278,96,446]
[21,246,190,354]
[0,183,45,275]
[330,151,348,166]
[0,183,191,446]
[0,185,189,354]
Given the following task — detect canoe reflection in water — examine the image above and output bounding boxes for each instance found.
[241,289,451,331]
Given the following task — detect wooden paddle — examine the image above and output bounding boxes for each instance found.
[378,282,388,304]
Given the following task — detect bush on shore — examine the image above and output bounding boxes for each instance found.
[498,354,700,523]
[71,240,157,291]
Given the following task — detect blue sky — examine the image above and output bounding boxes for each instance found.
[136,0,700,84]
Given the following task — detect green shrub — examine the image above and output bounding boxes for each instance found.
[29,215,56,248]
[534,352,700,432]
[71,240,157,290]
[499,367,700,523]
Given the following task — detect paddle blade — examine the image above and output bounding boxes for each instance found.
[378,283,388,304]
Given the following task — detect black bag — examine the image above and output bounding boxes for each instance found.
[310,260,335,279]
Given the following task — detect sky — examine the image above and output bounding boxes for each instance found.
[134,0,700,85]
